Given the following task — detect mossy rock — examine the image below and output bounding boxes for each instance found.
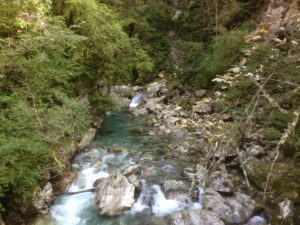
[248,158,300,201]
[264,127,282,141]
[257,111,293,132]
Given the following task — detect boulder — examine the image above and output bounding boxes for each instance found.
[163,180,189,193]
[122,164,140,176]
[194,90,207,98]
[168,209,224,225]
[204,189,255,224]
[146,80,167,96]
[193,102,212,114]
[96,174,135,216]
[225,192,256,224]
[107,146,128,154]
[145,98,163,113]
[132,108,148,117]
[163,180,190,202]
[204,189,233,223]
[210,171,236,193]
[32,182,54,214]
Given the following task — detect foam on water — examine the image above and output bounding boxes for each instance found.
[190,187,204,210]
[129,93,145,108]
[51,151,110,225]
[151,185,183,217]
[129,180,150,214]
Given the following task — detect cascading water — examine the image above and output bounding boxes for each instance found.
[49,112,206,225]
[129,93,146,108]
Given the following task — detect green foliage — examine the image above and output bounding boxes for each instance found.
[0,136,50,202]
[64,0,153,84]
[264,127,282,141]
[209,29,245,74]
[258,111,293,132]
[89,92,113,114]
[0,15,91,210]
[99,0,172,80]
[178,29,246,88]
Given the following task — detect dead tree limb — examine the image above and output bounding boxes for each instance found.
[55,187,100,196]
[263,109,300,202]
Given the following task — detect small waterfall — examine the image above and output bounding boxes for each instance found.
[51,165,109,225]
[190,187,204,210]
[129,93,146,108]
[151,185,183,217]
[129,180,150,214]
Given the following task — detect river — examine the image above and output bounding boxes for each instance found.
[49,111,202,225]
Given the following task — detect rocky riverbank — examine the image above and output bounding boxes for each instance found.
[104,79,270,224]
[29,77,297,225]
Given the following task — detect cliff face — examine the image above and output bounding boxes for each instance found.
[263,0,300,41]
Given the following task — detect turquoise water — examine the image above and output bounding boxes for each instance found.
[50,112,173,225]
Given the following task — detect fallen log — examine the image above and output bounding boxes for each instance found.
[55,186,100,196]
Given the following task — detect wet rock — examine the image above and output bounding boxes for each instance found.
[210,171,236,193]
[164,180,189,194]
[107,146,127,154]
[168,209,225,225]
[122,164,140,176]
[32,182,54,214]
[132,108,148,117]
[195,165,208,186]
[194,90,207,98]
[204,189,256,224]
[164,180,190,202]
[141,151,157,161]
[127,174,140,189]
[96,174,135,216]
[124,126,146,134]
[246,216,268,225]
[78,128,96,150]
[193,101,212,114]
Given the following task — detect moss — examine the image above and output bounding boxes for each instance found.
[248,158,300,202]
[257,111,293,132]
[264,127,282,141]
[179,98,194,111]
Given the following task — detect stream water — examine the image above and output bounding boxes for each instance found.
[49,112,202,225]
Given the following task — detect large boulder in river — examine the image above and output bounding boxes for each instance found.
[168,209,224,225]
[96,174,135,217]
[204,189,256,224]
